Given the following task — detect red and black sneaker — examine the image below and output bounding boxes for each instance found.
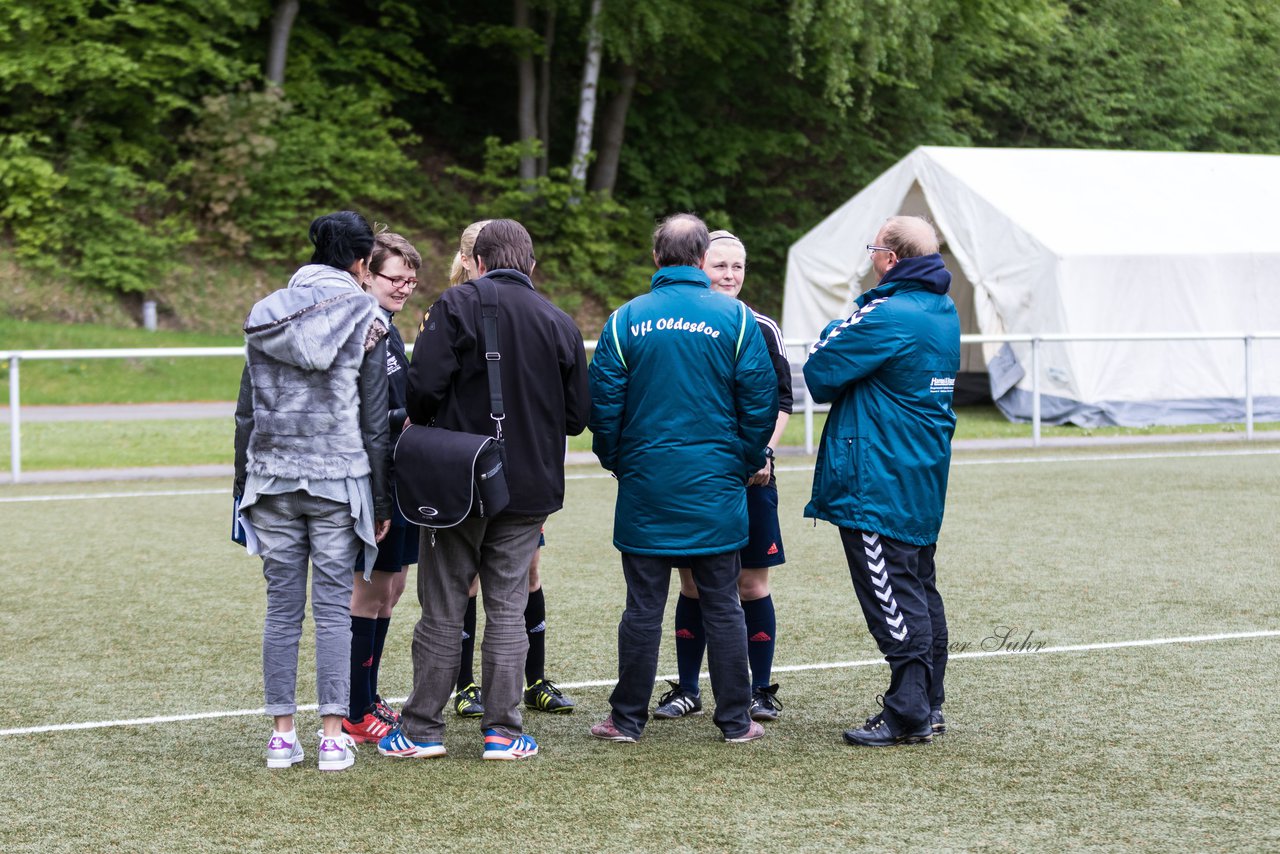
[342,712,394,744]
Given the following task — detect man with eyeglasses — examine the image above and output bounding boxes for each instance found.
[803,215,960,747]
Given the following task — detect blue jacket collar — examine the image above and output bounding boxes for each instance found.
[651,265,710,290]
[858,253,951,306]
[876,253,950,293]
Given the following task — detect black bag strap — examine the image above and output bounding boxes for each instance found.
[476,278,505,440]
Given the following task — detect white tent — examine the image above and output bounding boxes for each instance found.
[782,146,1280,426]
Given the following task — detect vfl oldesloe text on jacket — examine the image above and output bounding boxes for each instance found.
[589,265,778,556]
[802,253,960,546]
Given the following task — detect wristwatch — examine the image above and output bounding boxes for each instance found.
[763,446,775,460]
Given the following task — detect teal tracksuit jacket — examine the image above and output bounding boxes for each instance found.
[803,254,961,546]
[589,266,778,556]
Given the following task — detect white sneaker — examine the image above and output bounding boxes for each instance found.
[265,732,304,769]
[317,731,357,771]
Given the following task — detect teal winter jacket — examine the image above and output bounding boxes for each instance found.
[802,254,961,545]
[589,266,778,555]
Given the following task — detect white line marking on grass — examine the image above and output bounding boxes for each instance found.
[4,629,1276,738]
[566,446,1280,480]
[0,488,226,504]
[2,447,1277,502]
[950,448,1280,467]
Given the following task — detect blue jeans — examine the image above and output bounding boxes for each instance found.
[250,490,359,718]
[611,551,752,739]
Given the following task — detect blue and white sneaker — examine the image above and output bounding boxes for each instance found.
[482,729,538,760]
[317,731,357,771]
[377,728,447,759]
[265,732,304,769]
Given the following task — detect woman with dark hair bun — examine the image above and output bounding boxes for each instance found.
[233,210,393,772]
[309,211,377,270]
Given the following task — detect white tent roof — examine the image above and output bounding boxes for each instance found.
[782,146,1280,426]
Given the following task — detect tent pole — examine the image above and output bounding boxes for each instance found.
[1031,339,1041,447]
[1244,335,1254,441]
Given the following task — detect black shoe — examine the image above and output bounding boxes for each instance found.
[749,684,782,722]
[454,683,484,718]
[652,680,703,719]
[842,716,933,747]
[863,694,886,728]
[524,678,576,713]
[929,709,947,735]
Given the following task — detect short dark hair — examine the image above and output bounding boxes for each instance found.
[653,213,709,268]
[473,219,535,276]
[309,211,375,270]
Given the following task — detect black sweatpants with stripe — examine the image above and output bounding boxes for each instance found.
[839,528,948,730]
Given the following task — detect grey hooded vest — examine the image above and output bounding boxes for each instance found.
[243,267,385,482]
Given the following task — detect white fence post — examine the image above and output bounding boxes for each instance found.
[8,355,21,484]
[1031,338,1042,447]
[1244,335,1255,441]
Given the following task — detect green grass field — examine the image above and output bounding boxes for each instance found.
[2,448,1278,851]
[4,408,1279,475]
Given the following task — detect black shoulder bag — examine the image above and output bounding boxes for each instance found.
[393,279,511,534]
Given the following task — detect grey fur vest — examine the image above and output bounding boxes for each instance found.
[243,268,385,481]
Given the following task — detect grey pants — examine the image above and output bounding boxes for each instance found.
[250,490,358,718]
[400,514,546,741]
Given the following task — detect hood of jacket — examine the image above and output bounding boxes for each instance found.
[244,265,376,372]
[867,253,951,300]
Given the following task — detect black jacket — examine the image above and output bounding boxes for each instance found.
[384,315,410,476]
[405,269,590,516]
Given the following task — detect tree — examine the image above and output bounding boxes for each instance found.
[515,0,538,182]
[536,2,557,176]
[589,62,635,194]
[265,0,300,86]
[568,0,604,185]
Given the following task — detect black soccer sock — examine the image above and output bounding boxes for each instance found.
[456,595,478,691]
[674,594,706,695]
[743,595,777,690]
[369,616,391,699]
[524,587,546,686]
[348,615,378,720]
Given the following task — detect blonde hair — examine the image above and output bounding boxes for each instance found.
[449,219,493,285]
[707,229,747,258]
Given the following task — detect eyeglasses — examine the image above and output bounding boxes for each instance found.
[373,271,418,290]
[866,245,893,256]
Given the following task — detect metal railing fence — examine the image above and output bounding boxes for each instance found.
[4,333,1277,482]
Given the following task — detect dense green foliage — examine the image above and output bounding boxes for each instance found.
[2,0,1279,329]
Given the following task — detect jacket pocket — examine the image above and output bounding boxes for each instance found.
[844,437,861,500]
